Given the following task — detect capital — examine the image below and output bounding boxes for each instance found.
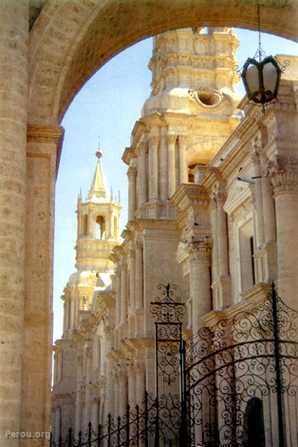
[187,239,211,262]
[127,166,137,177]
[271,168,298,196]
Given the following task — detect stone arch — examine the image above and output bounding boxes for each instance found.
[29,0,298,126]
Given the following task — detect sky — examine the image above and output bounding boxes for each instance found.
[53,28,297,342]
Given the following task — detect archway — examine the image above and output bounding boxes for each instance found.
[2,1,296,445]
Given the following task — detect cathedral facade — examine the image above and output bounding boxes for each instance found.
[52,28,298,445]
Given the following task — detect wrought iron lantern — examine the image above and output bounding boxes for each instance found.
[241,55,282,105]
[241,3,283,106]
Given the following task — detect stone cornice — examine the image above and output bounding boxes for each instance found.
[135,218,178,232]
[122,146,136,165]
[202,282,271,328]
[172,183,209,212]
[27,124,65,176]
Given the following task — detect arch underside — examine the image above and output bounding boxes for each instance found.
[29,0,298,127]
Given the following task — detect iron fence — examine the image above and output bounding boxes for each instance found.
[52,284,298,447]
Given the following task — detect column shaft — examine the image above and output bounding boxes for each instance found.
[0,2,28,444]
[159,128,168,201]
[262,176,276,244]
[168,136,176,197]
[135,367,145,406]
[137,143,147,206]
[179,136,188,184]
[148,137,159,201]
[129,250,136,312]
[120,262,127,324]
[189,244,211,334]
[135,243,143,310]
[272,169,298,307]
[128,167,137,221]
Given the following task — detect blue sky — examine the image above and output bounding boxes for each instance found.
[53,28,297,341]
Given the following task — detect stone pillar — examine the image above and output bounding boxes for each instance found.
[262,175,276,244]
[118,370,128,416]
[271,165,298,307]
[105,365,114,419]
[148,135,159,201]
[137,142,147,206]
[210,198,219,306]
[251,149,264,248]
[261,169,277,282]
[189,242,211,334]
[129,248,136,312]
[0,3,29,444]
[179,136,188,184]
[135,362,145,406]
[168,135,176,197]
[216,190,231,308]
[24,124,64,443]
[120,261,127,325]
[127,165,137,221]
[115,266,121,326]
[128,368,136,409]
[159,128,168,201]
[135,241,143,310]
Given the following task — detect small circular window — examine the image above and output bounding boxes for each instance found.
[197,90,222,107]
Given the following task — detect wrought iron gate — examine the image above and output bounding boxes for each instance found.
[184,285,298,447]
[51,284,298,447]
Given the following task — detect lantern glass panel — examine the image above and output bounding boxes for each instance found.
[245,63,260,98]
[263,61,278,94]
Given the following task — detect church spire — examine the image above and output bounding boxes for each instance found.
[88,149,108,201]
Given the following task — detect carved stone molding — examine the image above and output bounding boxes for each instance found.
[188,240,211,263]
[271,168,298,196]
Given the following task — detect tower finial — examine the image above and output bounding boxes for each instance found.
[96,149,103,160]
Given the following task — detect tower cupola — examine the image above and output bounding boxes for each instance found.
[75,150,121,272]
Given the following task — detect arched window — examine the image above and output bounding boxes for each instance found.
[83,214,88,236]
[81,296,88,311]
[243,397,265,447]
[96,215,105,240]
[114,216,118,237]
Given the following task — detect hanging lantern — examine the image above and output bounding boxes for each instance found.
[241,55,282,105]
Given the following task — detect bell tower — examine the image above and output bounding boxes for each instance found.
[124,27,241,220]
[76,149,121,272]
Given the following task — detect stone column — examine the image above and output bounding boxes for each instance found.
[137,142,147,206]
[24,124,64,443]
[178,136,188,184]
[271,165,298,307]
[115,266,121,326]
[120,261,127,325]
[135,241,143,310]
[261,168,277,282]
[216,190,231,308]
[0,3,29,444]
[118,369,128,416]
[262,175,276,245]
[168,135,176,197]
[210,198,219,306]
[148,135,159,201]
[135,361,145,406]
[159,127,168,201]
[127,165,137,221]
[189,242,211,334]
[129,248,136,312]
[128,368,136,409]
[104,361,114,418]
[251,148,264,248]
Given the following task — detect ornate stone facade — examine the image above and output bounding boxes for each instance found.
[53,27,298,443]
[1,1,298,445]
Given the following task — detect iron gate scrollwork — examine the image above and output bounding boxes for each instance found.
[150,283,186,446]
[185,284,298,447]
[51,284,298,447]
